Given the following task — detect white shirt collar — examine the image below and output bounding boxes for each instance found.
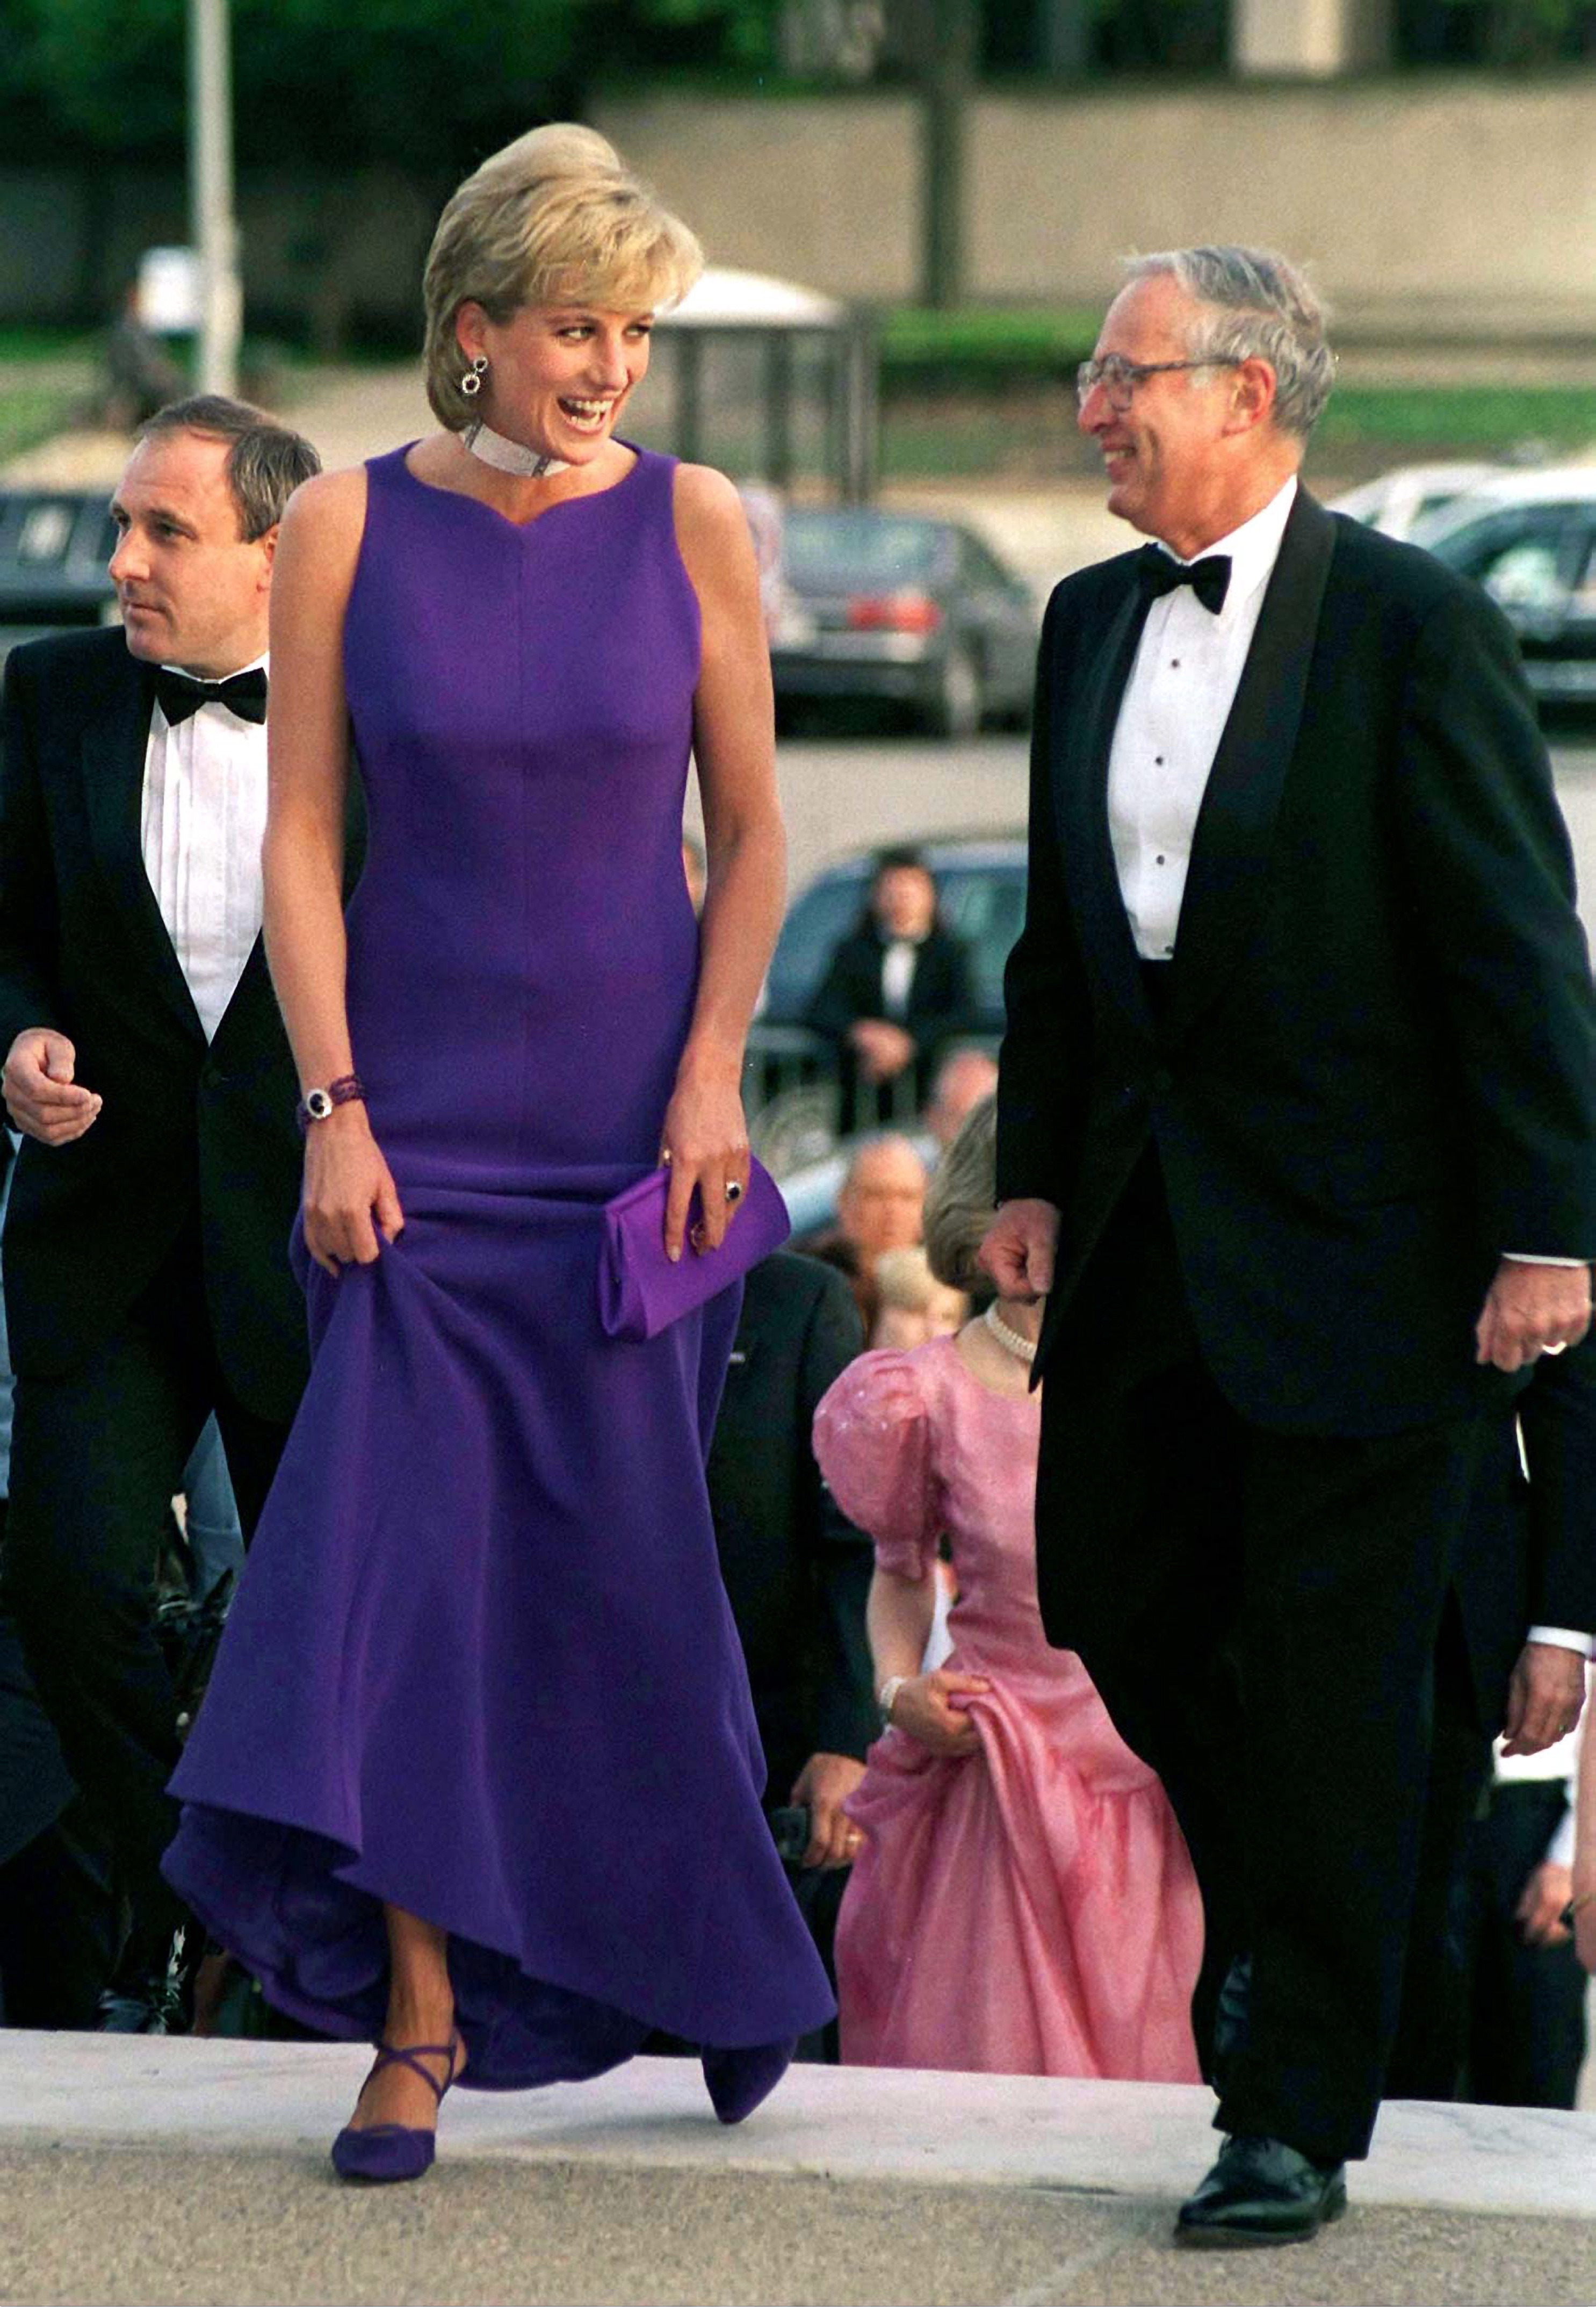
[1159,475,1298,621]
[156,648,270,680]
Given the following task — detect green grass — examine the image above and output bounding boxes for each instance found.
[881,305,1103,367]
[0,327,99,363]
[1318,384,1596,454]
[0,383,73,465]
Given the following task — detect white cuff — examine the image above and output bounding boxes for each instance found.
[1527,1626,1595,1658]
[1522,1624,1596,1661]
[1504,1253,1590,1267]
[1547,1807,1577,1870]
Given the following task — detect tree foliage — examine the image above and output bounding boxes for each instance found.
[0,0,784,175]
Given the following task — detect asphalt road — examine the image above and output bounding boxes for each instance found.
[746,731,1596,927]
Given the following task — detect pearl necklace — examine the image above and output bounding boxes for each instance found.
[983,1301,1038,1365]
[461,420,570,480]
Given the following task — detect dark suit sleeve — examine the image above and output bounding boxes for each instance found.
[795,1263,878,1765]
[805,934,871,1046]
[1395,581,1596,1256]
[1518,1338,1596,1638]
[0,651,64,1051]
[919,931,973,1048]
[995,585,1092,1206]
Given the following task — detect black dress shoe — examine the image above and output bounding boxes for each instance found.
[1176,2134,1347,2248]
[94,1927,192,2035]
[95,1973,185,2033]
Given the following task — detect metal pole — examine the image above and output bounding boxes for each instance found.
[189,0,241,396]
[921,0,977,310]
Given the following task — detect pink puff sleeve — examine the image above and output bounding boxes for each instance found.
[812,1348,940,1578]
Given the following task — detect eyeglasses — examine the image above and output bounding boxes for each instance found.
[1075,355,1243,412]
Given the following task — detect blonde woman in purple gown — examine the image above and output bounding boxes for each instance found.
[814,1098,1203,2078]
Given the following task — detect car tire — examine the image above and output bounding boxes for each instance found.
[926,643,983,741]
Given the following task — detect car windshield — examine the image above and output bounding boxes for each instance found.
[783,513,946,591]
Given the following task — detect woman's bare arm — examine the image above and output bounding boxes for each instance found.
[263,467,401,1273]
[660,466,786,1262]
[865,1560,990,1758]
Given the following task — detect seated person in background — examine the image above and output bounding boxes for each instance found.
[813,1097,1202,2080]
[805,848,972,1134]
[799,1133,928,1336]
[705,1250,879,2060]
[870,1246,968,1352]
[922,1046,999,1164]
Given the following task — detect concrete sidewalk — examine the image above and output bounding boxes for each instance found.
[5,2035,1596,2305]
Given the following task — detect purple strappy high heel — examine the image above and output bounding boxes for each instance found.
[331,2034,464,2183]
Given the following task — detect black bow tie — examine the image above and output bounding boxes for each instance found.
[154,666,268,727]
[1137,545,1232,616]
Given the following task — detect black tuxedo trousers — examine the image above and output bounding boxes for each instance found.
[1037,1149,1485,2163]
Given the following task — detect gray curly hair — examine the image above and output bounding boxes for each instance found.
[1123,246,1334,441]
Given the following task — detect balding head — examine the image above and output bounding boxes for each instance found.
[837,1134,928,1263]
[926,1047,999,1151]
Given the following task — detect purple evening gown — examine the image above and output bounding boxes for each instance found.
[164,444,834,2100]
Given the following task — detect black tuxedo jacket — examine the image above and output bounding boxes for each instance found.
[705,1251,877,1803]
[997,488,1596,1435]
[0,627,363,1422]
[807,920,972,1055]
[807,919,974,1130]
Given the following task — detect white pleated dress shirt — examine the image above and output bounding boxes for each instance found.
[1107,477,1297,963]
[140,653,269,1043]
[1104,486,1590,1658]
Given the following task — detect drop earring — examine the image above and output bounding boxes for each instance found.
[461,355,488,399]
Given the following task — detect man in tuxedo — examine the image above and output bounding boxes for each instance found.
[980,248,1596,2245]
[1390,1339,1596,2104]
[705,1249,877,2054]
[806,847,973,1132]
[0,395,336,2030]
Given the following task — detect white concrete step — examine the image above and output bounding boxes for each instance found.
[6,2036,1596,2306]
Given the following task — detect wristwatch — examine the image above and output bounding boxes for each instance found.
[296,1073,365,1133]
[877,1675,908,1726]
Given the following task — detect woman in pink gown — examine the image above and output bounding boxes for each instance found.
[813,1098,1203,2080]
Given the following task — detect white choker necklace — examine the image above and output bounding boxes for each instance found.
[983,1301,1038,1365]
[461,421,570,480]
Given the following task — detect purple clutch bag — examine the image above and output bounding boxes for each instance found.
[597,1156,790,1343]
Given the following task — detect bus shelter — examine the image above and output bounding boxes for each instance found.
[637,266,877,504]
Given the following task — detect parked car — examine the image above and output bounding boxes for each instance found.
[1412,467,1596,716]
[770,509,1037,738]
[0,488,118,665]
[747,836,1026,1173]
[1329,462,1502,543]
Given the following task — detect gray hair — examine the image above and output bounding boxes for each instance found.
[138,395,320,539]
[1122,247,1334,440]
[922,1094,997,1296]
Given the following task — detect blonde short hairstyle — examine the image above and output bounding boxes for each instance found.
[922,1094,997,1296]
[422,123,704,430]
[874,1246,941,1314]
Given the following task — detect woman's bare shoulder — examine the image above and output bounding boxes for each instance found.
[670,463,757,590]
[671,460,748,532]
[280,464,369,547]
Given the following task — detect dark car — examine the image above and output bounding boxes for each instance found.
[1416,471,1596,717]
[746,836,1026,1171]
[0,489,118,665]
[770,509,1037,739]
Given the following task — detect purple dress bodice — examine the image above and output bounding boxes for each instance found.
[343,445,701,1178]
